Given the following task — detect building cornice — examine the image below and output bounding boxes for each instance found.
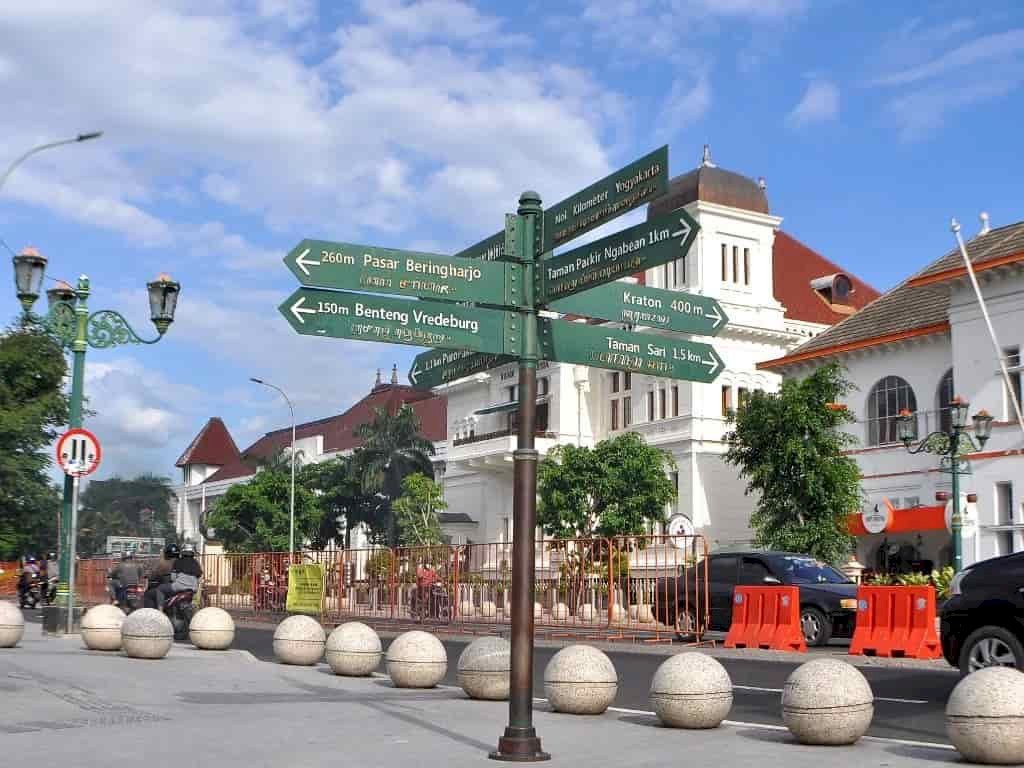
[906,250,1024,288]
[758,321,951,371]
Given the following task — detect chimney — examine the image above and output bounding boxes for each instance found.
[391,364,398,385]
[979,211,991,236]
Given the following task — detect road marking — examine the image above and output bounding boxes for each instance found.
[732,684,928,704]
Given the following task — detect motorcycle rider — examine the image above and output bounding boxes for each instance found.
[154,544,203,609]
[143,544,179,609]
[17,556,40,604]
[111,550,144,607]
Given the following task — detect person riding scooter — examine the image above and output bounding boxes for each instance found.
[111,551,144,608]
[154,545,203,609]
[143,544,179,609]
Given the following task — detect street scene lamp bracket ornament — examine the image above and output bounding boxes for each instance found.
[86,309,162,348]
[45,301,78,347]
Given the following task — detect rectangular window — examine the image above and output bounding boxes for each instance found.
[738,387,749,410]
[610,400,619,431]
[624,372,631,391]
[506,384,516,402]
[721,385,732,417]
[732,246,739,284]
[538,377,549,396]
[648,390,655,421]
[672,385,679,417]
[659,388,667,420]
[1006,347,1022,417]
[536,402,549,432]
[623,396,632,428]
[997,482,1014,524]
[611,372,620,394]
[721,243,728,281]
[743,248,750,285]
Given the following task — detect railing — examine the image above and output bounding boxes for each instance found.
[452,429,556,447]
[190,535,711,643]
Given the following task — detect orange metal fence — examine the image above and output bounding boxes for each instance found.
[0,561,18,596]
[193,535,711,643]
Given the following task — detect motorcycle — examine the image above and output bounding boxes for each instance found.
[144,576,195,640]
[18,573,54,609]
[116,583,145,614]
[409,583,451,623]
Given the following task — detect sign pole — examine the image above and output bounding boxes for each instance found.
[66,473,80,635]
[492,191,549,762]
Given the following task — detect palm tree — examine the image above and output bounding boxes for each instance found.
[352,405,436,546]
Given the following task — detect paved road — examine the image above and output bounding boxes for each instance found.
[231,625,958,744]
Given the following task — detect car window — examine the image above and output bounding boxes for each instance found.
[740,558,772,584]
[773,556,852,584]
[709,556,738,583]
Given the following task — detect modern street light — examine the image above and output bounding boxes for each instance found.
[896,396,994,572]
[12,246,180,632]
[1,132,103,194]
[250,378,297,558]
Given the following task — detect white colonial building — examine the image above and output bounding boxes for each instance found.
[437,148,877,550]
[763,217,1024,571]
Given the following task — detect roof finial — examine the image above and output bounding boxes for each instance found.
[375,368,382,386]
[758,177,767,191]
[979,211,991,236]
[701,144,715,168]
[391,364,398,384]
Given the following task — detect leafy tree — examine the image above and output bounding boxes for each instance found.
[205,466,322,553]
[76,474,176,555]
[537,432,677,539]
[303,456,385,548]
[352,405,435,546]
[0,320,70,559]
[393,473,445,547]
[724,362,861,564]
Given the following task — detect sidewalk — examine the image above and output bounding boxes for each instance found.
[1,630,958,767]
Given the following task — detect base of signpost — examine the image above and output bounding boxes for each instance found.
[489,728,550,762]
[41,604,83,636]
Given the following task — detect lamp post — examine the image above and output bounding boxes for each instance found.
[1,133,103,194]
[250,378,296,558]
[896,397,994,572]
[13,247,180,632]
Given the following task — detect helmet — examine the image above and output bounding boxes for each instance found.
[164,543,180,559]
[26,556,37,564]
[123,550,134,560]
[48,552,56,560]
[180,544,196,558]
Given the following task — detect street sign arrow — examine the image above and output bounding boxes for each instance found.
[284,239,521,307]
[409,348,512,390]
[547,282,728,336]
[279,287,521,355]
[539,318,725,383]
[539,208,699,304]
[543,145,668,252]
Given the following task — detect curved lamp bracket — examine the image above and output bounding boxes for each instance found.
[45,302,78,348]
[87,309,161,348]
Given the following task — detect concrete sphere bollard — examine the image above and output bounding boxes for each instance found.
[579,604,596,623]
[0,600,25,648]
[552,603,569,621]
[326,621,382,676]
[610,604,627,623]
[534,602,543,619]
[81,604,126,651]
[386,630,447,688]
[946,666,1024,765]
[189,607,235,650]
[781,658,874,745]
[650,653,733,729]
[457,636,510,700]
[480,601,497,618]
[273,615,326,666]
[459,600,475,617]
[637,605,655,624]
[121,608,174,659]
[544,644,618,715]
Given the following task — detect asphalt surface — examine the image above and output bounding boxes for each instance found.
[230,624,958,745]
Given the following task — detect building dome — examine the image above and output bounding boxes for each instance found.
[648,145,769,218]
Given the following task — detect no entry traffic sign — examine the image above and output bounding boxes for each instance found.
[56,428,102,477]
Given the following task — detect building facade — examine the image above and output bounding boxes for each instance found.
[438,148,877,550]
[763,218,1024,570]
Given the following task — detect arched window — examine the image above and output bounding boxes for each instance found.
[866,376,917,445]
[936,369,954,434]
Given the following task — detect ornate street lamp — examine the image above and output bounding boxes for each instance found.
[13,246,47,312]
[147,273,181,335]
[46,280,76,309]
[897,396,992,572]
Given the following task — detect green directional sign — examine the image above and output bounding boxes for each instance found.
[547,282,727,336]
[539,209,698,304]
[543,146,668,252]
[539,318,724,383]
[279,288,520,355]
[409,348,511,390]
[285,239,520,306]
[454,230,509,262]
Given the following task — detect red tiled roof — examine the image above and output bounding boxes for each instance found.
[175,417,240,468]
[772,231,880,325]
[203,383,447,484]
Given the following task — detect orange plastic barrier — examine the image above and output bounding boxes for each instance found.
[848,585,941,659]
[724,586,806,652]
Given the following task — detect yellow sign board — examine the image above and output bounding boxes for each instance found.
[286,564,324,614]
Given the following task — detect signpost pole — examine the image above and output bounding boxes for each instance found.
[66,473,80,636]
[491,191,549,762]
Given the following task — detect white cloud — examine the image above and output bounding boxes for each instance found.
[657,72,712,134]
[872,29,1024,87]
[256,0,316,29]
[787,79,840,127]
[201,174,243,205]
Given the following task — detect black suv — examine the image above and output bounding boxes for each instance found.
[940,551,1024,675]
[657,551,859,646]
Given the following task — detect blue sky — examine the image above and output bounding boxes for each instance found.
[1,0,1022,482]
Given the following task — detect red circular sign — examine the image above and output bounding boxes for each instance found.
[56,428,102,477]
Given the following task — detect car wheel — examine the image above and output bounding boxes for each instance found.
[800,606,832,647]
[958,625,1024,675]
[674,608,699,640]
